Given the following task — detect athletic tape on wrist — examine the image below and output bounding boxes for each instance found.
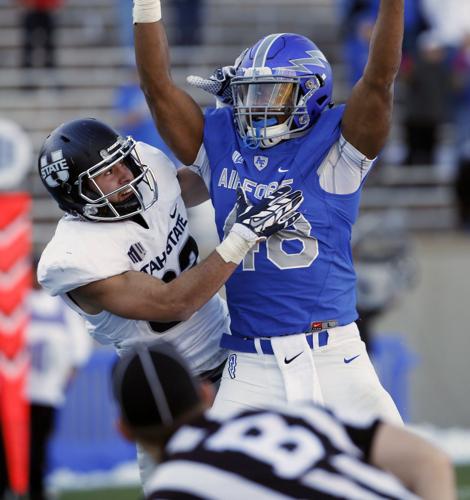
[133,0,162,23]
[216,230,256,265]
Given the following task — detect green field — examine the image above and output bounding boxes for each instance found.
[59,487,141,500]
[55,465,470,500]
[458,465,470,500]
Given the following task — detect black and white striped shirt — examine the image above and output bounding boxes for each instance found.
[146,405,418,499]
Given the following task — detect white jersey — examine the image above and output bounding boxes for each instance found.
[26,289,91,407]
[38,142,229,374]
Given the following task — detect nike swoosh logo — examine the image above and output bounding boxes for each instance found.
[284,352,303,364]
[344,355,360,364]
[170,206,177,219]
[278,167,289,173]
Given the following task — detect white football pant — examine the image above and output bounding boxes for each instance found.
[211,323,403,425]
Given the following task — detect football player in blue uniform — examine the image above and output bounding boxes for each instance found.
[132,0,405,423]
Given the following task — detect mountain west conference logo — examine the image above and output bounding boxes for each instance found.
[39,149,70,187]
[128,242,147,264]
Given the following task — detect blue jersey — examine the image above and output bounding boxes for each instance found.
[203,106,365,339]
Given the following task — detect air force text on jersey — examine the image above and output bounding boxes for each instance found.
[217,167,293,201]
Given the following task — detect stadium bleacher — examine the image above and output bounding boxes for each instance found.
[0,0,458,252]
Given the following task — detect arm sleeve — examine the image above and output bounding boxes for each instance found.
[188,143,211,191]
[343,418,382,461]
[317,134,376,194]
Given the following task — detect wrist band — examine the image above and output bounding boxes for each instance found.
[216,229,256,265]
[133,0,162,23]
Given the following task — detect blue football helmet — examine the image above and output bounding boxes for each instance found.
[230,33,333,149]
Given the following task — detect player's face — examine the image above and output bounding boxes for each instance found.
[92,160,135,203]
[237,82,294,124]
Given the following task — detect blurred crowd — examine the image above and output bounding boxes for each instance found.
[341,0,470,164]
[14,0,470,178]
[340,0,470,225]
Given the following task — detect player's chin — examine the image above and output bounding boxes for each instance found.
[117,191,134,203]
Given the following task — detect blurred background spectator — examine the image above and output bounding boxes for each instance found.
[400,32,451,166]
[24,264,91,500]
[117,0,133,50]
[18,0,63,71]
[339,0,427,87]
[116,0,205,48]
[452,33,470,157]
[420,0,470,49]
[19,263,90,500]
[339,0,376,86]
[453,33,470,229]
[455,152,470,230]
[170,0,204,46]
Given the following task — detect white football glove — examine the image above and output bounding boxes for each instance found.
[216,185,304,264]
[233,184,304,241]
[186,48,248,106]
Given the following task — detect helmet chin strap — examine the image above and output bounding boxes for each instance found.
[245,118,290,149]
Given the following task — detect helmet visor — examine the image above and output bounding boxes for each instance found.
[231,75,307,147]
[235,81,295,111]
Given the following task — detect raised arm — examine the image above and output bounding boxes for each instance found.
[342,0,404,158]
[133,0,204,165]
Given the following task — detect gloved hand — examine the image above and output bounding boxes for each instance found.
[187,65,236,106]
[232,184,304,241]
[186,48,248,106]
[216,184,304,264]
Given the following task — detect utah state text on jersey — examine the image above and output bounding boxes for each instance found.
[140,212,188,275]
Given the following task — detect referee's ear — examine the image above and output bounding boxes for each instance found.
[116,417,135,442]
[200,381,215,409]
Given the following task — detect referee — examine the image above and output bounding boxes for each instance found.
[112,341,455,500]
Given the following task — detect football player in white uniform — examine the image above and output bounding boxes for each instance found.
[38,118,302,366]
[37,117,303,489]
